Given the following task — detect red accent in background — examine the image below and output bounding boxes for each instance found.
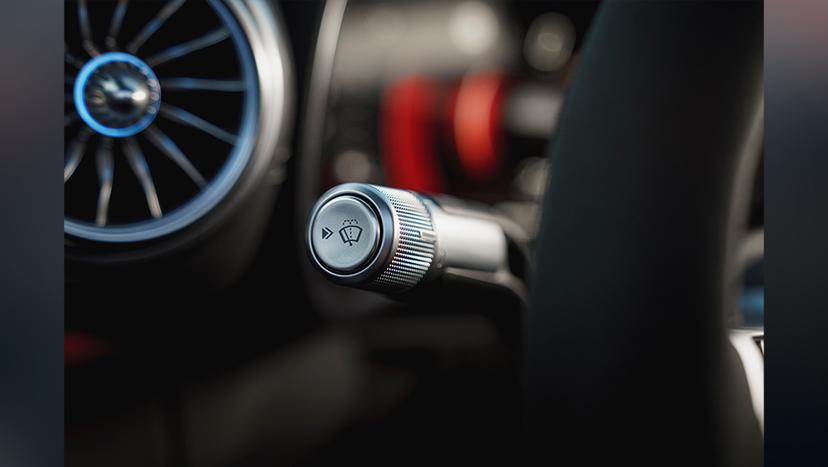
[450,73,507,182]
[65,332,112,365]
[380,77,444,193]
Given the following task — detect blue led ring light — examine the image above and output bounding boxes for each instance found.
[73,52,161,138]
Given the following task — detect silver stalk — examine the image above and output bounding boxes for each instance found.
[306,184,508,293]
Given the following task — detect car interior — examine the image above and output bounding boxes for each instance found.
[64,1,764,465]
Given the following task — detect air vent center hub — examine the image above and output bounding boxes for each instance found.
[74,52,161,138]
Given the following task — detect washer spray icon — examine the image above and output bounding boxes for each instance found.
[339,219,362,245]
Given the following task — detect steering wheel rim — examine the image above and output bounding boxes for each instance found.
[525,2,763,466]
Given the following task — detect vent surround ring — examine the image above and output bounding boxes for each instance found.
[64,0,282,244]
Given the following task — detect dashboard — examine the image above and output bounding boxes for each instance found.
[64,1,763,466]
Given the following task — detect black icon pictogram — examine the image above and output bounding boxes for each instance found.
[339,219,362,246]
[321,227,334,240]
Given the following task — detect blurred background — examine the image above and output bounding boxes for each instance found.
[61,1,764,466]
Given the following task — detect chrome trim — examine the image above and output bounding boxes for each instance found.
[226,0,291,200]
[729,330,764,434]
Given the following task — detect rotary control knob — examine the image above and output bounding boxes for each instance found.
[309,195,381,273]
[306,184,508,293]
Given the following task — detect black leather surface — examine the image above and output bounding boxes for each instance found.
[525,2,763,465]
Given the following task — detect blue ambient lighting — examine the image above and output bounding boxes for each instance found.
[73,52,161,138]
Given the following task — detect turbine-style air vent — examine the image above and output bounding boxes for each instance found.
[65,0,267,243]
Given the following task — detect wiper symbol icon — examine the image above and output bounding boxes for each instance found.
[339,219,363,246]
